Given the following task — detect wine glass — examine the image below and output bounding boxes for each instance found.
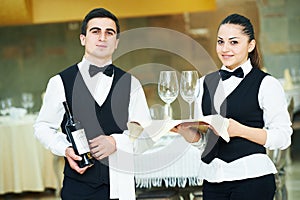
[149,104,165,120]
[158,71,179,119]
[21,93,34,114]
[0,100,8,116]
[180,70,199,119]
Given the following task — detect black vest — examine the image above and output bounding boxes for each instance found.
[59,64,131,186]
[201,67,268,163]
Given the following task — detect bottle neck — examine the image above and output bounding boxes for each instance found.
[63,101,75,124]
[67,114,75,124]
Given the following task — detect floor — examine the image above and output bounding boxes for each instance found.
[1,125,300,200]
[1,157,299,200]
[286,158,300,200]
[286,123,300,200]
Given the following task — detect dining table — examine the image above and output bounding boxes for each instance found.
[134,133,203,198]
[0,113,203,197]
[0,114,59,195]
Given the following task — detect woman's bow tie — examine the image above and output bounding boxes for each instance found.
[219,67,244,81]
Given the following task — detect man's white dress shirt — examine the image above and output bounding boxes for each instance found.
[34,58,152,199]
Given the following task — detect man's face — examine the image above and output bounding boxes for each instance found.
[80,17,119,64]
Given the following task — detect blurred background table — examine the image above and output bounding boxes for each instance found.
[0,114,58,194]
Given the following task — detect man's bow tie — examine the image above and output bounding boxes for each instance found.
[219,67,244,81]
[89,64,114,77]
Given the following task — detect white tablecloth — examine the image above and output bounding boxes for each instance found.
[134,134,203,188]
[0,114,202,193]
[0,115,59,194]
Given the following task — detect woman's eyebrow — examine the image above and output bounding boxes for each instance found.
[217,36,239,40]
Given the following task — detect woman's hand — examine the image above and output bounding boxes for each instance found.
[172,122,205,143]
[227,118,267,145]
[227,118,246,137]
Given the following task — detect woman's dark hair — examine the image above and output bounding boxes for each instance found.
[81,8,120,38]
[219,14,261,69]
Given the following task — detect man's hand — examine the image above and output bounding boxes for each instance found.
[65,147,89,174]
[89,135,116,160]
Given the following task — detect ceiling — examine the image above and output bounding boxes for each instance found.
[0,0,216,26]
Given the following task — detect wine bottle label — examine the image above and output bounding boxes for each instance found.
[71,129,90,155]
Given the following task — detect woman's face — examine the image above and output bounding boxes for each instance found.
[216,23,255,70]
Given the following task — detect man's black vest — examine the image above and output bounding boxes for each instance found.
[59,64,131,186]
[201,67,268,163]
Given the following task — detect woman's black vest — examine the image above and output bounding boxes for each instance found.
[59,64,131,186]
[201,67,268,163]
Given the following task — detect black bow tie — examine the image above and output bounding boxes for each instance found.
[89,64,114,77]
[219,67,244,81]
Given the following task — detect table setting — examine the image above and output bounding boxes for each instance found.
[0,93,59,194]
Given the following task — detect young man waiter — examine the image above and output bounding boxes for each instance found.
[34,8,151,200]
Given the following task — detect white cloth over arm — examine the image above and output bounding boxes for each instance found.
[109,134,135,200]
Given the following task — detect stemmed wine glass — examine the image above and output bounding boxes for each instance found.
[158,71,179,119]
[21,93,34,114]
[0,100,8,116]
[0,98,13,116]
[180,70,199,119]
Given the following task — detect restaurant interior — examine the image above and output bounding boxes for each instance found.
[0,0,300,199]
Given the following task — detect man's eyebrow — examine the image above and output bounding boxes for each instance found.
[89,27,116,33]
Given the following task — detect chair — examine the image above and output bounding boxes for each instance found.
[267,96,294,200]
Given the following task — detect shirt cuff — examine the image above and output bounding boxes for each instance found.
[190,132,206,149]
[50,136,72,156]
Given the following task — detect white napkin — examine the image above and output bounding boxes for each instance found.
[127,114,230,143]
[109,134,135,200]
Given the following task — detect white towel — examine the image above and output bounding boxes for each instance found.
[109,134,135,200]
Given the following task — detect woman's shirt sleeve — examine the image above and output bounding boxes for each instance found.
[259,75,293,150]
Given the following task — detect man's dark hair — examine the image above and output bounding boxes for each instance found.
[81,8,120,38]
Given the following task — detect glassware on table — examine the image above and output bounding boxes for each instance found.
[180,70,199,119]
[158,71,179,119]
[0,98,13,116]
[0,100,8,116]
[21,93,34,114]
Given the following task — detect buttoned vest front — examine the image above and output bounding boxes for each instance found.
[59,64,131,186]
[201,67,268,163]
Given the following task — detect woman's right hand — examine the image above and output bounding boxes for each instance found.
[65,147,89,174]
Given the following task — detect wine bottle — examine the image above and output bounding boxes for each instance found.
[62,101,94,168]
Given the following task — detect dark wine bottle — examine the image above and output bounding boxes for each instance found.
[62,101,94,168]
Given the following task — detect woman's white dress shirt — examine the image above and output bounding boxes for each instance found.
[194,59,293,182]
